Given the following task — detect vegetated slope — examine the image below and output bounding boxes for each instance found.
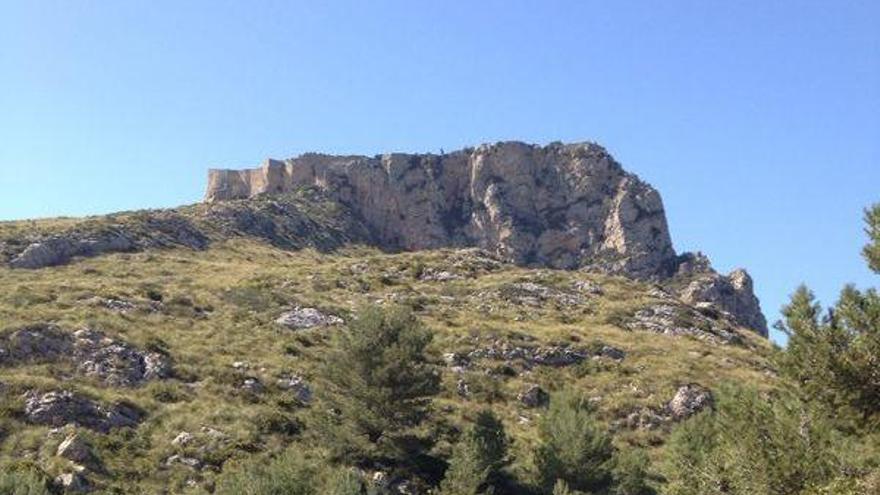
[0,232,775,493]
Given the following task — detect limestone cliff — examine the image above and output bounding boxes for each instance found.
[206,141,676,278]
[204,141,768,336]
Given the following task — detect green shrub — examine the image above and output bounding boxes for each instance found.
[663,384,841,495]
[0,463,51,495]
[612,449,656,495]
[215,450,316,495]
[535,391,614,493]
[440,410,511,494]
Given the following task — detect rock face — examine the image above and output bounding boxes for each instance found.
[674,252,769,336]
[205,141,677,277]
[204,141,768,335]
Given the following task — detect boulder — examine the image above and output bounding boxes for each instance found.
[57,433,98,469]
[667,384,714,421]
[54,472,92,493]
[597,345,626,361]
[241,377,265,394]
[518,384,549,408]
[171,431,193,447]
[72,328,171,386]
[165,454,203,470]
[275,307,343,329]
[24,390,144,433]
[276,375,312,404]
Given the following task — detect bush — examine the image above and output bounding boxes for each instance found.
[0,463,51,495]
[324,467,365,495]
[535,391,614,493]
[663,384,841,495]
[215,450,316,495]
[612,449,656,495]
[440,410,511,494]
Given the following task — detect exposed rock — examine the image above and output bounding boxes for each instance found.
[667,384,714,420]
[276,375,312,404]
[57,433,98,469]
[678,264,768,337]
[442,352,471,367]
[0,325,171,387]
[72,328,172,386]
[573,279,604,296]
[203,142,768,336]
[467,340,589,368]
[597,345,626,361]
[93,297,137,313]
[24,390,144,433]
[241,377,265,394]
[456,378,470,398]
[626,304,739,343]
[55,471,92,493]
[518,384,549,408]
[6,214,210,270]
[620,409,666,430]
[275,307,344,329]
[494,282,585,307]
[0,324,72,363]
[418,269,462,282]
[171,431,194,447]
[165,454,203,470]
[10,234,134,269]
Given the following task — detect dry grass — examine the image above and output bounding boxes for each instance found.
[0,238,777,492]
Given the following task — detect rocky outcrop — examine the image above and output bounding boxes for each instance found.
[275,307,344,329]
[5,216,208,269]
[673,252,769,337]
[205,141,677,277]
[666,384,714,420]
[0,325,171,386]
[204,141,767,335]
[2,190,368,270]
[24,390,143,432]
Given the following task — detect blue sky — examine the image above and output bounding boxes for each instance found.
[1,1,878,343]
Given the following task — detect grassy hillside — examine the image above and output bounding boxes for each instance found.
[0,228,776,493]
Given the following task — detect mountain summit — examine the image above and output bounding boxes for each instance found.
[205,141,767,335]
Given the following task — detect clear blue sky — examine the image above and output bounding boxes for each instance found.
[2,1,878,344]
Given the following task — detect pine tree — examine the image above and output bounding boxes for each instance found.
[439,410,511,495]
[534,391,614,494]
[439,434,491,495]
[612,449,656,495]
[776,203,880,422]
[863,203,880,273]
[315,305,441,466]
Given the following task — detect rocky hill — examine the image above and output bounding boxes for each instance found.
[0,140,778,493]
[205,141,767,336]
